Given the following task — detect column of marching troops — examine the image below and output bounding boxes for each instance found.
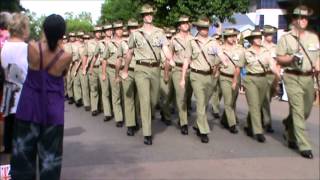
[62,4,319,159]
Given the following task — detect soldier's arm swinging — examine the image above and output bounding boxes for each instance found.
[82,55,88,75]
[179,58,191,89]
[122,48,134,79]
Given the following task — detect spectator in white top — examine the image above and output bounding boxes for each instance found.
[0,13,29,153]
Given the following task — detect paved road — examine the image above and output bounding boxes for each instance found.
[61,94,319,180]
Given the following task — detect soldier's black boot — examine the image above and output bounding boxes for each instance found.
[200,134,209,143]
[144,136,152,145]
[265,125,274,133]
[68,97,74,104]
[300,150,313,159]
[84,106,91,112]
[91,110,99,116]
[116,121,124,128]
[255,134,266,143]
[127,127,135,136]
[229,125,238,134]
[104,116,113,122]
[180,125,188,135]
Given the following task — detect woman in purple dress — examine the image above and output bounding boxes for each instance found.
[10,14,72,180]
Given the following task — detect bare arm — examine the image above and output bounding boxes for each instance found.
[123,49,134,73]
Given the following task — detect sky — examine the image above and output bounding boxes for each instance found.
[20,0,104,23]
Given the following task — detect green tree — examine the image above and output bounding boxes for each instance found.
[26,11,46,40]
[100,0,140,24]
[100,0,249,27]
[0,0,24,12]
[65,12,94,33]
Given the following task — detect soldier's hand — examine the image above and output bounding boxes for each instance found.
[169,59,176,67]
[82,70,86,76]
[101,74,106,81]
[115,76,121,83]
[231,81,237,90]
[179,79,185,89]
[120,71,128,80]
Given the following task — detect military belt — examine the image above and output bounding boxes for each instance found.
[136,60,159,67]
[247,72,266,77]
[190,68,211,75]
[175,62,183,68]
[220,72,234,78]
[285,70,313,76]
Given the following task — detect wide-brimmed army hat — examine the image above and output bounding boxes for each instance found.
[293,5,313,16]
[113,21,124,29]
[83,34,90,39]
[140,4,156,14]
[93,26,103,32]
[68,32,76,37]
[193,17,211,28]
[245,28,263,39]
[77,31,85,37]
[103,23,113,30]
[177,15,190,24]
[223,28,239,37]
[169,27,176,34]
[127,18,139,27]
[263,25,277,34]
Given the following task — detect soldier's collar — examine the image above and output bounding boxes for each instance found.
[248,46,268,54]
[195,36,213,44]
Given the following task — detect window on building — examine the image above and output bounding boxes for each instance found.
[278,15,288,30]
[259,15,264,28]
[257,0,279,9]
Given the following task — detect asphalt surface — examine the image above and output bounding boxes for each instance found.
[60,94,320,180]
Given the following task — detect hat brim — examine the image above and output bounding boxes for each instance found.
[193,22,210,28]
[245,34,262,40]
[140,11,155,15]
[113,26,123,29]
[223,32,239,37]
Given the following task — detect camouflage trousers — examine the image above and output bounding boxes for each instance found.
[10,119,63,180]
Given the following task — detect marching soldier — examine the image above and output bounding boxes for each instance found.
[242,28,279,143]
[71,32,84,107]
[261,25,280,133]
[115,19,140,136]
[88,26,104,117]
[217,28,244,134]
[180,17,220,143]
[276,5,319,159]
[159,29,174,126]
[65,32,76,104]
[98,23,114,121]
[171,15,193,135]
[121,4,173,145]
[102,21,124,127]
[78,32,91,111]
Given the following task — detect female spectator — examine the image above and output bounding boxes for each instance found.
[10,14,72,180]
[0,13,29,154]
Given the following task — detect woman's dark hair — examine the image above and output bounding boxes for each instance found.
[43,14,66,51]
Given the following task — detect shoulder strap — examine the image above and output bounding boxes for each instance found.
[174,37,185,50]
[290,34,314,68]
[45,49,64,71]
[111,41,119,48]
[138,31,159,62]
[194,39,212,70]
[248,50,266,73]
[38,42,43,70]
[223,51,236,67]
